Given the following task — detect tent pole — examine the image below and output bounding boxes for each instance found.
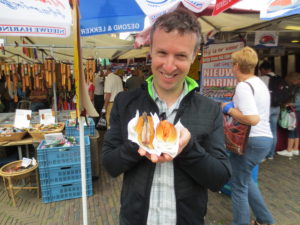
[72,1,88,225]
[50,48,58,116]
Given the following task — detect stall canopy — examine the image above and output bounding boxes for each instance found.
[0,34,134,62]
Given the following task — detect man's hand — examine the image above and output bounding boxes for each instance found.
[137,127,191,163]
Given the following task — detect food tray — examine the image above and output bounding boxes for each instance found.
[0,125,27,142]
[28,122,65,141]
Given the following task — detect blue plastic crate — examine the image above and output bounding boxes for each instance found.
[40,179,93,203]
[37,136,91,168]
[39,162,92,186]
[65,118,95,137]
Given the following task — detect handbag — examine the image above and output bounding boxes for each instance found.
[223,81,253,155]
[96,113,107,130]
[223,114,251,155]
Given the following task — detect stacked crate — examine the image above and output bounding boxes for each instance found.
[65,118,95,137]
[37,136,93,203]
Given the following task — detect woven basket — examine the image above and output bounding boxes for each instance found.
[28,123,65,141]
[0,125,27,142]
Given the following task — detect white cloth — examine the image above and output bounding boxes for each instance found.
[104,73,123,102]
[233,76,272,138]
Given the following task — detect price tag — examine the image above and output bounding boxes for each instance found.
[70,111,77,119]
[39,109,55,125]
[14,109,32,128]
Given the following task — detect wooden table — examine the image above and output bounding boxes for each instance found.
[0,137,40,159]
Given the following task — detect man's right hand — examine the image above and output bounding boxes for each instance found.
[137,127,191,163]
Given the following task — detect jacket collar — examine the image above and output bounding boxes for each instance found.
[145,75,199,99]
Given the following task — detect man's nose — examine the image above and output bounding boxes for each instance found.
[162,56,176,74]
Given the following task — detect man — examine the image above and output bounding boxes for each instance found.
[102,67,123,128]
[102,9,231,225]
[259,61,281,160]
[29,87,49,112]
[125,68,144,91]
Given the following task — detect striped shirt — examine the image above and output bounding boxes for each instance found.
[147,81,188,225]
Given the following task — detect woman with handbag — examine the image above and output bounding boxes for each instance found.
[222,47,275,225]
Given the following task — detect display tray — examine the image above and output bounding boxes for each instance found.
[28,122,65,141]
[0,125,27,142]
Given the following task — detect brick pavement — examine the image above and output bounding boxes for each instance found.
[0,155,299,225]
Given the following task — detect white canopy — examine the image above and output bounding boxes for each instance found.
[0,34,134,62]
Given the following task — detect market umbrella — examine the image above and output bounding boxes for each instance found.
[260,0,300,20]
[79,0,213,37]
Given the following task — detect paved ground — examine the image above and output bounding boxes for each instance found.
[0,153,299,225]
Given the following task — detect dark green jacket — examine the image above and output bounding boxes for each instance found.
[102,76,231,225]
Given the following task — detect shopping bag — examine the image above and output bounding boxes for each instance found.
[97,113,107,131]
[223,114,251,155]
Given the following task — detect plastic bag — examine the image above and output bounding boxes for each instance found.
[278,106,296,130]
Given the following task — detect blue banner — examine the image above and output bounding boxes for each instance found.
[80,0,145,36]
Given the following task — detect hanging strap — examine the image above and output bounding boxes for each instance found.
[232,81,254,99]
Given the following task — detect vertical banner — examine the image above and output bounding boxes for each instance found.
[201,42,244,102]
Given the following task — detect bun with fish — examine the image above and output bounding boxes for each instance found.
[135,112,155,149]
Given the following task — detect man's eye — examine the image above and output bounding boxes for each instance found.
[177,55,187,59]
[157,51,166,55]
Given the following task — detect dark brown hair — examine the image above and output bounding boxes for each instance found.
[150,9,201,55]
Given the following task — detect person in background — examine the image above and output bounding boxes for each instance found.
[102,9,231,225]
[102,66,123,128]
[115,68,126,88]
[29,88,49,112]
[259,61,280,160]
[277,72,300,157]
[87,78,95,103]
[222,47,275,225]
[93,70,105,124]
[125,68,144,91]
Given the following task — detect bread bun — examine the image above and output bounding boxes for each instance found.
[156,120,177,143]
[135,112,155,149]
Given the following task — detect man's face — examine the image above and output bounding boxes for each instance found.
[150,28,197,96]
